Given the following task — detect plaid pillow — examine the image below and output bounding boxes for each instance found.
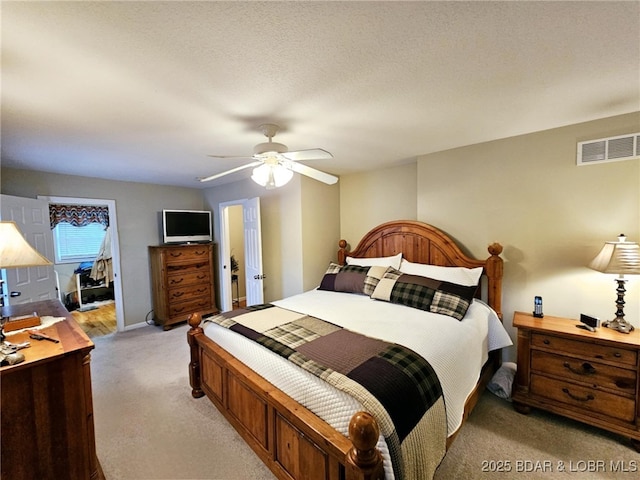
[371,268,477,320]
[319,263,390,295]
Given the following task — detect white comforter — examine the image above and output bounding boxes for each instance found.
[203,289,512,479]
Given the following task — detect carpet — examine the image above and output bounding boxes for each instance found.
[91,323,638,480]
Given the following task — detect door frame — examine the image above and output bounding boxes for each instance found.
[39,195,125,333]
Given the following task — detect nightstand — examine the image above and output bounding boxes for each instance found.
[512,311,640,452]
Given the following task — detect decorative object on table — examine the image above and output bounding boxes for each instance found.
[588,233,640,334]
[0,221,53,345]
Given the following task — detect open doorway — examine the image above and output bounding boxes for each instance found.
[39,195,124,337]
[218,197,264,312]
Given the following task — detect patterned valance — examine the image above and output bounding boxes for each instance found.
[49,204,110,229]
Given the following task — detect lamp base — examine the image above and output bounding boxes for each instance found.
[602,317,635,334]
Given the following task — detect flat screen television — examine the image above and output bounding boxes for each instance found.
[162,209,212,244]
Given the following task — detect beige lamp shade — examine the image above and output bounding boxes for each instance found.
[588,234,640,275]
[0,221,53,268]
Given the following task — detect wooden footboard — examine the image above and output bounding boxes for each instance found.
[188,313,384,480]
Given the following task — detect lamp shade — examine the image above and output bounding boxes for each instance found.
[0,221,53,268]
[588,234,640,275]
[251,163,293,189]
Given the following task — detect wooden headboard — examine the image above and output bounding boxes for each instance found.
[337,220,504,319]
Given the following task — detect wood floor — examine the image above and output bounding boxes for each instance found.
[72,298,243,338]
[71,301,116,338]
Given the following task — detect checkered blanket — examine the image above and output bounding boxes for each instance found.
[206,304,447,480]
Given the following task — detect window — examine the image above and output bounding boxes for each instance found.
[53,222,106,264]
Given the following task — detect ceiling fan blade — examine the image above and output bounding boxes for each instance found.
[281,148,333,162]
[198,160,263,182]
[286,161,338,185]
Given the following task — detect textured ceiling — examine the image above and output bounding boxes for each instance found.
[2,1,639,188]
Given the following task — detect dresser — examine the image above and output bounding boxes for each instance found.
[149,243,217,330]
[512,311,640,451]
[0,300,104,480]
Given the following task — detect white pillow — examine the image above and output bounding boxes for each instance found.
[399,259,483,286]
[346,252,402,270]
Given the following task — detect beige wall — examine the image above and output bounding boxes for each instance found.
[301,175,341,291]
[416,112,640,359]
[0,168,206,329]
[229,205,246,299]
[339,162,417,248]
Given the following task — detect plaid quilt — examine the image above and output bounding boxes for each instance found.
[206,304,447,480]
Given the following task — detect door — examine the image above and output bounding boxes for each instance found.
[1,194,57,304]
[243,197,264,306]
[219,197,264,311]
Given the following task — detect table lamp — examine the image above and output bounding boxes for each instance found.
[588,234,640,334]
[0,221,53,342]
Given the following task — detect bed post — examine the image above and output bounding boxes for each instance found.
[338,239,349,265]
[485,242,504,320]
[346,411,384,480]
[187,312,205,398]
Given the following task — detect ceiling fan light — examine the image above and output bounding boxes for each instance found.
[251,164,293,189]
[272,164,293,187]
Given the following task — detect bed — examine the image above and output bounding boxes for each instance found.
[187,220,508,480]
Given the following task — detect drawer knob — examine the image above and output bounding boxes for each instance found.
[562,388,594,402]
[563,361,596,376]
[543,339,550,345]
[614,352,622,358]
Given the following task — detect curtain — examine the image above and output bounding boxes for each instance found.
[49,204,109,229]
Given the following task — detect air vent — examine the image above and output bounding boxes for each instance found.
[577,133,640,165]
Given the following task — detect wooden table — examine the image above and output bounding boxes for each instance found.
[512,311,640,452]
[1,299,105,480]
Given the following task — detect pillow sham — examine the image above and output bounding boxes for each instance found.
[371,268,478,321]
[319,263,389,295]
[346,252,402,270]
[399,259,483,287]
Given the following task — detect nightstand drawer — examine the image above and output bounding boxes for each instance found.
[532,333,637,366]
[531,374,636,423]
[531,351,637,394]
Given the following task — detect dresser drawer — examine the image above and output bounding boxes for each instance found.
[532,333,637,366]
[531,350,637,395]
[164,246,211,266]
[169,296,212,318]
[167,269,211,287]
[530,374,636,423]
[169,285,211,302]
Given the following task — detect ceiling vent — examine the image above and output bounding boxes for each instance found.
[577,133,640,166]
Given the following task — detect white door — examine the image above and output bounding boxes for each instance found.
[1,194,57,304]
[243,197,264,306]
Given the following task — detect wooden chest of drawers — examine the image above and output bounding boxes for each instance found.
[512,311,640,451]
[149,243,217,329]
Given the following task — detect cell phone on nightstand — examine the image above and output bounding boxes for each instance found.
[533,296,543,318]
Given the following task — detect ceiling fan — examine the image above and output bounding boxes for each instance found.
[199,124,338,189]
